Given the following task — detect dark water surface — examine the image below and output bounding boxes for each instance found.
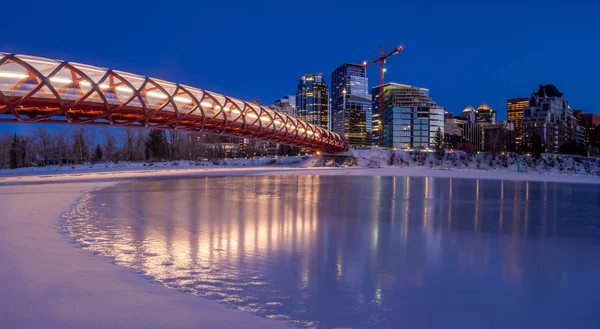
[65,176,600,328]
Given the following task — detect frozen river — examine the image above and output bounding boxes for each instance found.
[65,175,600,328]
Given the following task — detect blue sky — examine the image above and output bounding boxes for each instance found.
[1,0,598,134]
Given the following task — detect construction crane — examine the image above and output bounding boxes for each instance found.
[345,45,403,146]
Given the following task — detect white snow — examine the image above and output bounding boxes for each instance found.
[348,149,600,176]
[0,156,310,177]
[2,150,599,184]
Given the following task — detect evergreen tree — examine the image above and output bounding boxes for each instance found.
[433,127,444,150]
[18,137,27,167]
[9,133,27,169]
[433,127,445,159]
[559,140,586,156]
[145,129,168,161]
[531,134,543,158]
[94,144,103,163]
[9,133,19,169]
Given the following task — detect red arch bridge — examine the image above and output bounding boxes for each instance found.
[0,53,348,153]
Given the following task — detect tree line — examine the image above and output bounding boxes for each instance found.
[0,127,301,169]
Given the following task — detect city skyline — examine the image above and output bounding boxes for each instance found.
[1,1,599,135]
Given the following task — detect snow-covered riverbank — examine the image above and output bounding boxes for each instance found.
[2,149,599,183]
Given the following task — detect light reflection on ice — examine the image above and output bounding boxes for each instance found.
[64,176,600,329]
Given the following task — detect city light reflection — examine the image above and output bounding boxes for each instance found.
[65,176,600,328]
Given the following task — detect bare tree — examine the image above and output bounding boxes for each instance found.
[101,129,117,162]
[134,130,146,161]
[188,132,201,160]
[166,130,184,160]
[72,128,90,163]
[122,128,136,161]
[32,127,53,165]
[53,128,69,165]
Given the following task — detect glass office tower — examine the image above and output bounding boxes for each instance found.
[296,73,329,129]
[377,83,444,149]
[331,63,372,148]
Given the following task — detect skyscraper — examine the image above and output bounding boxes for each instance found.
[331,63,372,148]
[371,88,382,146]
[506,97,528,151]
[522,84,576,153]
[460,106,482,151]
[476,104,497,126]
[376,82,444,149]
[461,106,476,123]
[296,73,329,129]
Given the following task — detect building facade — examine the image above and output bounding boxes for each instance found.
[482,121,514,153]
[522,84,576,153]
[476,104,497,126]
[296,73,329,129]
[371,85,383,146]
[271,95,298,118]
[378,83,444,149]
[331,63,372,148]
[460,106,482,151]
[279,94,296,109]
[444,112,462,137]
[574,110,600,152]
[506,97,528,151]
[444,113,464,149]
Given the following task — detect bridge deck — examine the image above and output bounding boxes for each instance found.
[0,53,348,153]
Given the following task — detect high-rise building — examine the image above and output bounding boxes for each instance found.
[476,104,497,126]
[331,63,372,148]
[461,106,476,122]
[444,113,464,149]
[574,110,600,145]
[574,110,600,155]
[279,94,296,108]
[371,86,383,146]
[482,121,514,153]
[376,82,444,149]
[506,97,528,151]
[271,95,298,118]
[460,106,482,151]
[522,84,576,153]
[444,112,462,137]
[296,73,329,129]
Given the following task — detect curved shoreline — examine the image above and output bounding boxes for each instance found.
[1,166,599,186]
[1,167,599,329]
[0,171,289,329]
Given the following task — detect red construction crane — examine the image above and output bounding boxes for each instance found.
[346,45,403,146]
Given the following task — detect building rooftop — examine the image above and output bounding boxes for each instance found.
[371,82,429,92]
[535,84,563,98]
[477,104,492,111]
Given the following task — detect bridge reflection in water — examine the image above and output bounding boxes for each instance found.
[66,176,600,328]
[0,53,347,153]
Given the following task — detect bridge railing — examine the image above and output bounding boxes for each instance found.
[0,53,349,153]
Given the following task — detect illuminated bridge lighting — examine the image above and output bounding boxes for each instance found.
[0,53,348,153]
